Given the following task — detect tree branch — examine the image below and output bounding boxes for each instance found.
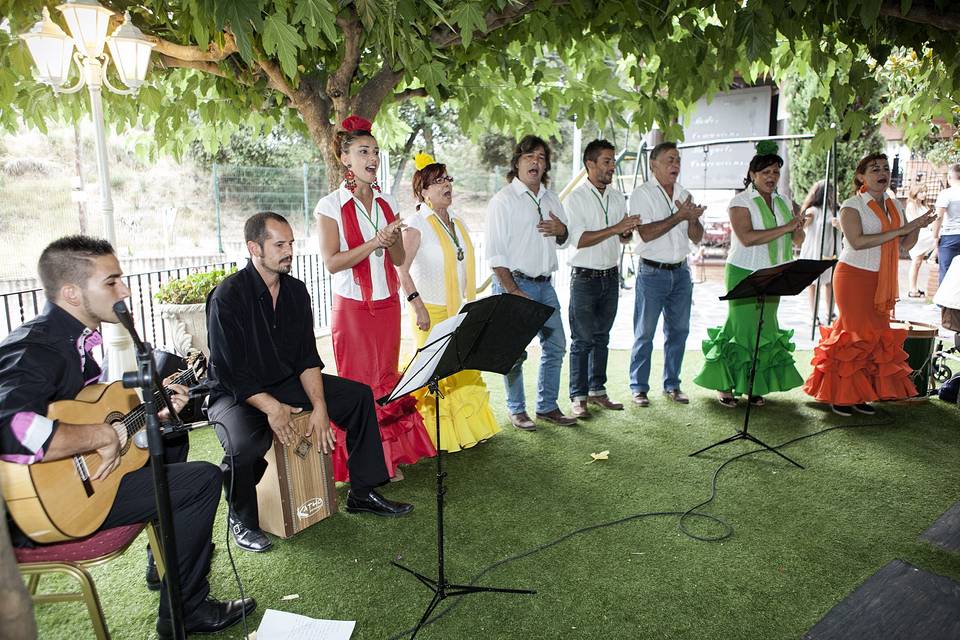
[256,57,297,101]
[149,32,237,62]
[327,11,364,102]
[394,87,429,102]
[431,0,562,49]
[880,1,960,31]
[157,54,239,81]
[352,62,404,119]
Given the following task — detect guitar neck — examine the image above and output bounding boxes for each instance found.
[118,367,197,440]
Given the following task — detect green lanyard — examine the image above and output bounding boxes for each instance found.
[591,190,609,226]
[752,192,793,265]
[656,185,677,214]
[354,197,380,232]
[524,191,544,222]
[435,213,465,261]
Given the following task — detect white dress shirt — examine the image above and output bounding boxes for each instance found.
[726,186,794,271]
[629,179,692,264]
[314,185,400,300]
[485,177,570,278]
[838,192,907,272]
[565,181,627,270]
[406,209,468,306]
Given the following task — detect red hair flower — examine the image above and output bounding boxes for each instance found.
[341,115,372,132]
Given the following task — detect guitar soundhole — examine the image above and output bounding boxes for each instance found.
[105,411,132,454]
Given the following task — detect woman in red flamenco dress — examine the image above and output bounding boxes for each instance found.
[314,115,435,480]
[804,153,938,416]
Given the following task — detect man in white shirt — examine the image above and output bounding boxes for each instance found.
[486,135,576,429]
[934,164,960,284]
[565,139,639,418]
[628,142,705,407]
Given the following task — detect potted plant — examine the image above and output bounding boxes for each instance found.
[154,267,235,356]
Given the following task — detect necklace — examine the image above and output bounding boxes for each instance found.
[524,191,544,222]
[355,196,383,256]
[435,212,465,261]
[591,190,610,226]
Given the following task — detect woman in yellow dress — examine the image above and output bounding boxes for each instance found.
[397,152,500,451]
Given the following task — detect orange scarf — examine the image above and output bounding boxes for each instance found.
[860,188,901,314]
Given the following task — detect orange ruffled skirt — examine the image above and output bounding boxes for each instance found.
[330,295,436,481]
[803,263,916,404]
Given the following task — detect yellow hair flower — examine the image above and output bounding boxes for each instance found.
[414,151,436,171]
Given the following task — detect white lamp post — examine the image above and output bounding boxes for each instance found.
[20,3,155,380]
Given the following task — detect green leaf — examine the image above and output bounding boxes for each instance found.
[211,0,261,62]
[262,14,305,79]
[899,0,912,15]
[860,0,882,29]
[450,3,486,48]
[291,0,337,44]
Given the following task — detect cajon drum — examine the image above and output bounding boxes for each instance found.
[255,411,337,538]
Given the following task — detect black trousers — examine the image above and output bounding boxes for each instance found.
[101,460,221,620]
[208,373,389,528]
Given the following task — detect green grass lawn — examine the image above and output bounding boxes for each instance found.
[28,350,960,639]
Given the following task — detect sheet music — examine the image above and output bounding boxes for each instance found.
[255,609,355,640]
[388,312,466,400]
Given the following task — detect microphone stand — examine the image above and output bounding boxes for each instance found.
[113,302,186,640]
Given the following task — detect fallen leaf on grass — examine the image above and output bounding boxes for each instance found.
[585,450,610,464]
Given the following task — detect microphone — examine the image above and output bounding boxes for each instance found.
[159,421,214,436]
[113,300,146,352]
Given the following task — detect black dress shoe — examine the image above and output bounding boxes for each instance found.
[157,596,257,639]
[346,490,414,517]
[145,551,161,592]
[229,515,273,552]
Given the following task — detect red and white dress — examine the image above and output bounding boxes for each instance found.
[314,185,435,480]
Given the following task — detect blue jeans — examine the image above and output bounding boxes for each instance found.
[568,270,620,400]
[629,262,693,394]
[493,278,565,415]
[939,233,960,284]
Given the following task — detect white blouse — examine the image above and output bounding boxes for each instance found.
[313,185,401,301]
[726,186,794,272]
[405,209,468,306]
[838,192,907,272]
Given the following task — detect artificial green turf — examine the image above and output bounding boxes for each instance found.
[27,350,960,639]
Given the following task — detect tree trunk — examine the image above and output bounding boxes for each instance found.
[0,498,38,639]
[391,124,422,196]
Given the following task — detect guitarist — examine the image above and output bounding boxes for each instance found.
[0,236,254,638]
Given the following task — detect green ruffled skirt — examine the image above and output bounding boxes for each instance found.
[693,263,804,396]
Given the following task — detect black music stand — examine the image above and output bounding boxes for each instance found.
[689,259,836,469]
[379,293,554,639]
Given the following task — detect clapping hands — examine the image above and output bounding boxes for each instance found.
[675,195,706,222]
[376,219,405,249]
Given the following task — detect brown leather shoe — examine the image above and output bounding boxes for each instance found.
[663,389,690,404]
[510,412,537,431]
[633,392,650,407]
[587,394,624,410]
[535,408,578,426]
[571,400,590,418]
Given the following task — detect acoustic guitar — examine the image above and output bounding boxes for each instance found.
[0,353,206,543]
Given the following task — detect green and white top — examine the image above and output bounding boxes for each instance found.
[726,184,794,272]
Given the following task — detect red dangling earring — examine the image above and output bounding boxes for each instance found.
[372,178,381,193]
[344,166,357,193]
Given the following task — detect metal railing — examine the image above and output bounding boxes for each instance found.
[0,254,334,350]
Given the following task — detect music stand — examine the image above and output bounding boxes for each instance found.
[689,259,836,469]
[379,294,554,639]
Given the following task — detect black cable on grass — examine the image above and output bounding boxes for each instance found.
[386,408,898,639]
[209,421,251,640]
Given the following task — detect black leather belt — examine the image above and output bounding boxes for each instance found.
[511,270,551,283]
[571,266,618,278]
[641,258,685,271]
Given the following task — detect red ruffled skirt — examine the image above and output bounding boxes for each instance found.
[330,294,435,480]
[803,263,916,404]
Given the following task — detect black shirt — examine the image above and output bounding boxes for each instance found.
[0,303,102,463]
[207,260,323,404]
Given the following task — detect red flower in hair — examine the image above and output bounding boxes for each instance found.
[341,115,372,132]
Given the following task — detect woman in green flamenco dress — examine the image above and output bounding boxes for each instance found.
[694,142,807,407]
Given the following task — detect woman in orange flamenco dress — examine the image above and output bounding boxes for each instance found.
[803,153,938,416]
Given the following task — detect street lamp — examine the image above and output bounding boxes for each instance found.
[20,3,155,379]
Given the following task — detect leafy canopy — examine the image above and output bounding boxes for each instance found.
[0,0,956,165]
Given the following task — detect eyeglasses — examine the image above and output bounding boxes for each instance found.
[432,176,455,185]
